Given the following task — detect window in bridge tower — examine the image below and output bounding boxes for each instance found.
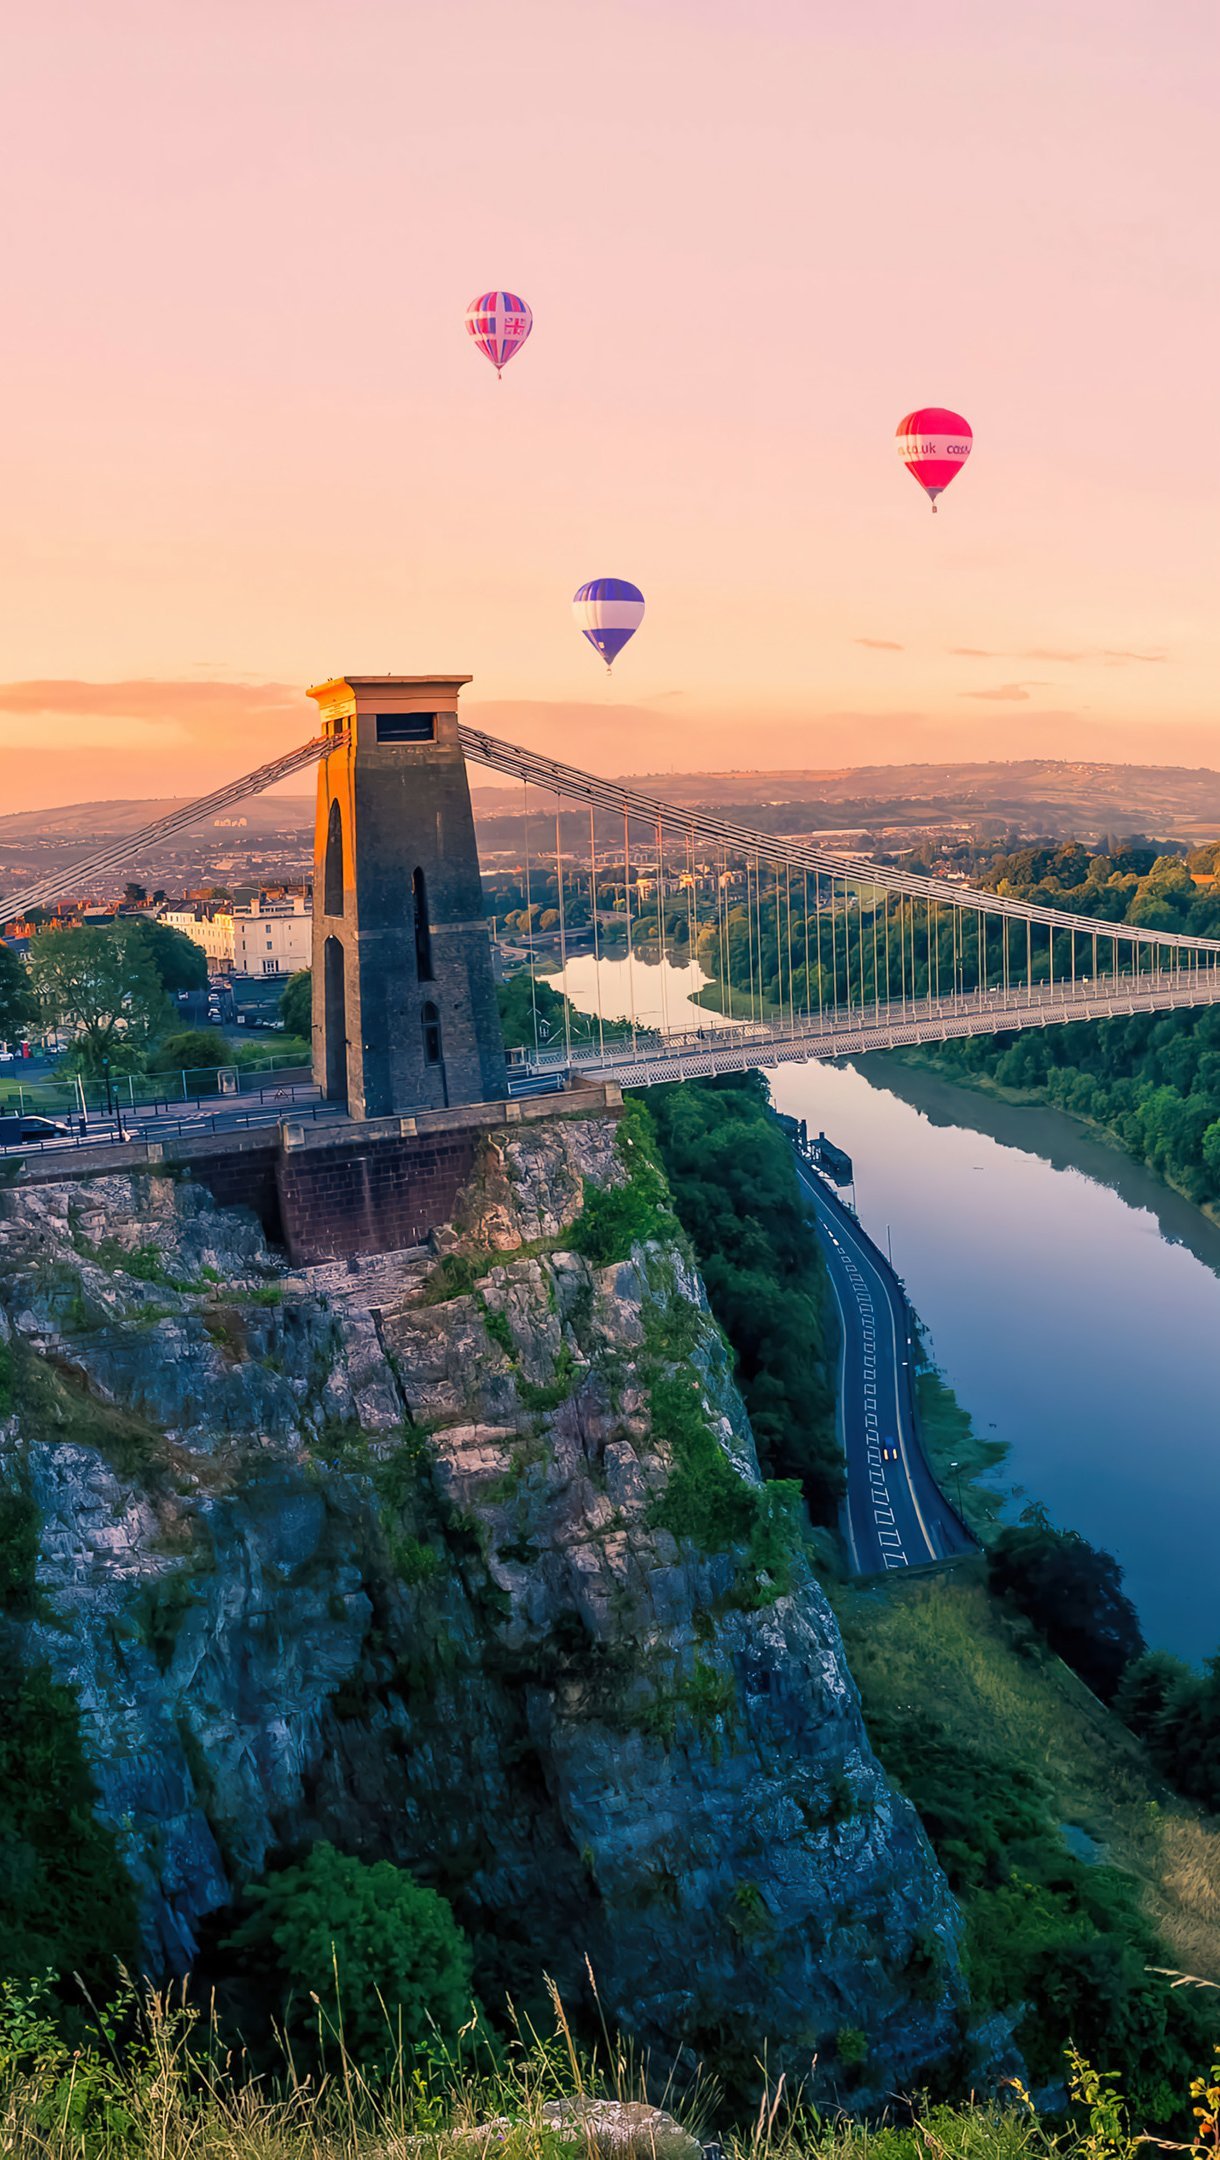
[422,1001,443,1066]
[413,866,434,981]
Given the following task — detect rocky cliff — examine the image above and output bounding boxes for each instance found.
[0,1107,965,2097]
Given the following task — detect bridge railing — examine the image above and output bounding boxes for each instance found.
[0,1059,313,1115]
[516,966,1220,1080]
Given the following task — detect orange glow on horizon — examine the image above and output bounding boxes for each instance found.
[2,1,1218,813]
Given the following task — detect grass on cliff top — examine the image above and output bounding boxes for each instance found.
[835,1566,1220,1995]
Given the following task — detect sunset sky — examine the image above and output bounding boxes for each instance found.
[3,0,1218,811]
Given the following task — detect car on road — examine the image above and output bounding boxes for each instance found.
[0,1113,73,1145]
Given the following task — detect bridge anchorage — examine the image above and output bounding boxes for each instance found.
[7,672,1220,1121]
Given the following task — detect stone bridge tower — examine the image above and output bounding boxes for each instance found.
[308,675,507,1120]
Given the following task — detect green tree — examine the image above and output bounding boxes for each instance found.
[225,1844,474,2070]
[279,968,312,1039]
[1128,1654,1220,1813]
[987,1509,1145,1700]
[1113,1649,1192,1742]
[149,1029,228,1075]
[0,942,34,1044]
[28,925,171,1074]
[125,917,208,994]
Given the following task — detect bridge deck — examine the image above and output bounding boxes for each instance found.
[519,969,1220,1088]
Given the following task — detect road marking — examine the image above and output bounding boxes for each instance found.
[825,1195,938,1566]
[801,1162,930,1580]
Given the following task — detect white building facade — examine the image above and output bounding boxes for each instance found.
[232,892,312,977]
[160,905,236,970]
[161,891,312,977]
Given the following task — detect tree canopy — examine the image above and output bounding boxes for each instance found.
[0,941,34,1045]
[149,1028,228,1074]
[279,968,311,1039]
[125,917,208,995]
[225,1843,474,2070]
[1116,1649,1220,1813]
[28,924,172,1074]
[987,1507,1145,1701]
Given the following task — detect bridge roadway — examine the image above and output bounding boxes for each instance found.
[521,966,1220,1089]
[793,1154,974,1575]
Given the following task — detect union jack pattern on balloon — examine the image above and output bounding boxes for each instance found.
[465,290,533,375]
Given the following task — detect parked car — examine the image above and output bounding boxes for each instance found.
[0,1113,72,1145]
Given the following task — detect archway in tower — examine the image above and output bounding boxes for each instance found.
[323,935,347,1101]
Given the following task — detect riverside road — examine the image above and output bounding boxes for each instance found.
[794,1153,973,1576]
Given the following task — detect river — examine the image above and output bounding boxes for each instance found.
[553,950,1220,1663]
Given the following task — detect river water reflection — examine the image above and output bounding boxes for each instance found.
[553,951,1220,1662]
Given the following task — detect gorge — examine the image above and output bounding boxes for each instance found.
[0,1101,966,2102]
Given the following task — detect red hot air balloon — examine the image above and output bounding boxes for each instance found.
[896,407,973,511]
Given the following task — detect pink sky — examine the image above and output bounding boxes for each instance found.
[2,0,1218,812]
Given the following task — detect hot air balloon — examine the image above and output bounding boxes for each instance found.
[572,578,645,672]
[465,290,533,377]
[896,407,972,511]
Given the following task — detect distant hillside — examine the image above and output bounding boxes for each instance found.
[8,759,1220,851]
[470,758,1220,844]
[0,795,316,840]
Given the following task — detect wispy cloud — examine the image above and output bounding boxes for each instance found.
[949,646,1167,667]
[1023,646,1167,665]
[855,638,905,651]
[960,681,1050,703]
[0,678,301,740]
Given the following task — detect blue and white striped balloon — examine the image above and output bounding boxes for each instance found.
[572,577,645,671]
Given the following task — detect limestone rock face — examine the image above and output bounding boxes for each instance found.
[0,1119,965,2097]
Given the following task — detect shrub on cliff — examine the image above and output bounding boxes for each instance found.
[1117,1649,1220,1812]
[571,1099,671,1265]
[225,1844,474,2071]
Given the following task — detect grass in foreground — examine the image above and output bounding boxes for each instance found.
[2,1969,1218,2160]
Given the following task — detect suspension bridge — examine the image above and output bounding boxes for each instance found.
[7,677,1220,1116]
